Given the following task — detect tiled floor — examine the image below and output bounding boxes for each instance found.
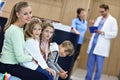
[70,68,118,80]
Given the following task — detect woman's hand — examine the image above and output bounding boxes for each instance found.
[32,58,38,64]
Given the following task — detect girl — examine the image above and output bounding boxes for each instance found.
[0,1,48,80]
[21,18,55,80]
[40,22,55,61]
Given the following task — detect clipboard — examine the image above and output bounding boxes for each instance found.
[89,26,98,33]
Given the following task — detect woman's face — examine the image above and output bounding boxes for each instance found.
[32,24,42,39]
[42,26,54,41]
[17,6,32,24]
[78,10,86,20]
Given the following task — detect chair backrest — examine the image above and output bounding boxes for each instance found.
[0,17,7,52]
[52,29,79,80]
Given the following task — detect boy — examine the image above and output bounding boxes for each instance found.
[47,40,74,80]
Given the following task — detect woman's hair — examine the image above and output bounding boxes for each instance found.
[61,40,74,56]
[76,8,85,18]
[24,17,42,40]
[4,1,30,31]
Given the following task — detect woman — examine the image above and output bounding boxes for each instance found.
[0,1,48,80]
[71,8,87,62]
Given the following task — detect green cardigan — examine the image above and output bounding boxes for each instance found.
[0,24,32,64]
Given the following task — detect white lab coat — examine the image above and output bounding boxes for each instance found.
[21,38,48,70]
[87,15,118,57]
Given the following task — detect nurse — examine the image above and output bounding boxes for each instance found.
[71,8,87,62]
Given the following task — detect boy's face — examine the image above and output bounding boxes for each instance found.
[59,45,69,57]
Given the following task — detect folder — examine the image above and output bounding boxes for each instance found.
[89,26,98,33]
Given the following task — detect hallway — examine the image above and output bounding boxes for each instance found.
[71,68,118,80]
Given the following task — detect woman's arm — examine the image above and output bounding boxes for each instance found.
[11,30,32,63]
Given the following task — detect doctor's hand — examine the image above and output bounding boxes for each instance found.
[94,30,104,35]
[89,19,95,26]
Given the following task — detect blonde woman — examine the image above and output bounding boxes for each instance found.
[0,1,48,80]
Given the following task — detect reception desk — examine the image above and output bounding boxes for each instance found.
[52,29,79,80]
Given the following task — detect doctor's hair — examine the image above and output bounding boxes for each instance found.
[99,4,109,10]
[4,1,30,31]
[76,8,85,18]
[24,17,42,40]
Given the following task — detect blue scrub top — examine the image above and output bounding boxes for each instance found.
[71,18,87,44]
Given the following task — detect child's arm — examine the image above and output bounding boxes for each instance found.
[47,51,60,73]
[55,62,63,72]
[24,39,48,69]
[45,68,56,76]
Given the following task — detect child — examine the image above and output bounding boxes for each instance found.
[47,40,74,80]
[21,18,55,80]
[40,22,55,61]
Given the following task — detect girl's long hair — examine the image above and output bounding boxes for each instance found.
[40,22,55,57]
[24,17,42,40]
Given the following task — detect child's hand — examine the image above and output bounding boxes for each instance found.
[59,72,68,79]
[46,68,56,76]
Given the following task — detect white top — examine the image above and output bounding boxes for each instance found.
[21,38,48,70]
[50,42,59,52]
[47,42,63,73]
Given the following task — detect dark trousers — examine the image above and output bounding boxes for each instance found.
[36,66,53,80]
[73,44,81,62]
[0,62,48,80]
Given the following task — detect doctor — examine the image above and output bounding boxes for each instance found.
[85,4,118,80]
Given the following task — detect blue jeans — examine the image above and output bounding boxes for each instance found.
[36,66,53,80]
[85,52,105,80]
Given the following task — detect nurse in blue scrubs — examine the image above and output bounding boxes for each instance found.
[71,8,87,62]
